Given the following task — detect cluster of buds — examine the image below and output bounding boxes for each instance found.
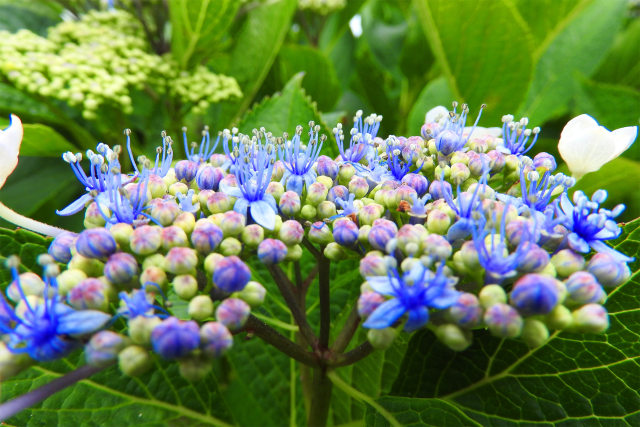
[0,104,635,382]
[297,0,347,14]
[0,10,241,120]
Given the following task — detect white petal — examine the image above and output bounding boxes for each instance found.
[0,114,24,189]
[607,126,638,161]
[425,106,449,124]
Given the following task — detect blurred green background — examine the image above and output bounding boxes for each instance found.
[0,0,638,232]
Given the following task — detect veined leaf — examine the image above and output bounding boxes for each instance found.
[407,77,455,135]
[594,19,640,90]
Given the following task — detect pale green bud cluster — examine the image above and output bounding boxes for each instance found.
[298,0,346,14]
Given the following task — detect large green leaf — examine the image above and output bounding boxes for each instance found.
[0,227,51,285]
[594,19,640,91]
[366,218,640,425]
[236,74,335,156]
[275,45,341,111]
[0,0,62,36]
[0,83,64,125]
[169,0,239,69]
[516,0,627,124]
[412,0,534,124]
[407,77,455,136]
[215,0,297,126]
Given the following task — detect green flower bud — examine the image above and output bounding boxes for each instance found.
[142,253,166,270]
[169,182,189,196]
[165,247,198,275]
[338,163,356,185]
[317,175,334,189]
[308,221,333,245]
[118,345,153,377]
[68,254,105,277]
[545,304,573,330]
[128,315,162,345]
[220,237,242,256]
[241,224,264,247]
[306,182,329,205]
[317,201,337,219]
[173,274,198,300]
[188,295,215,321]
[109,223,133,250]
[232,281,266,308]
[56,268,87,296]
[174,212,196,235]
[324,242,348,261]
[551,249,585,277]
[426,210,451,234]
[479,284,507,308]
[300,204,317,220]
[204,253,224,275]
[140,266,168,291]
[178,355,212,382]
[521,319,549,348]
[571,304,609,334]
[434,324,473,351]
[367,327,397,350]
[266,181,284,203]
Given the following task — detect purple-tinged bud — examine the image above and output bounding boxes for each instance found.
[357,291,385,318]
[279,191,302,216]
[7,273,45,302]
[373,188,395,209]
[358,203,384,226]
[517,242,549,273]
[565,272,606,306]
[173,274,198,300]
[68,278,109,311]
[191,221,224,252]
[308,222,333,245]
[76,228,117,259]
[210,154,227,167]
[48,231,77,263]
[317,201,337,219]
[395,224,422,256]
[68,254,105,277]
[487,150,505,173]
[56,269,87,296]
[450,163,470,186]
[216,298,250,331]
[338,163,356,186]
[86,331,129,367]
[151,317,200,359]
[429,179,452,200]
[169,181,189,197]
[401,173,429,196]
[435,129,461,156]
[368,219,398,251]
[468,137,488,153]
[84,201,107,228]
[198,190,215,213]
[532,152,556,172]
[206,192,234,214]
[175,160,198,182]
[233,281,266,308]
[367,328,397,350]
[467,152,490,176]
[110,223,133,250]
[422,234,452,261]
[200,322,233,357]
[165,248,197,276]
[427,210,451,234]
[317,155,338,179]
[506,217,537,246]
[522,318,549,348]
[395,185,418,207]
[130,225,163,255]
[174,211,196,234]
[359,252,388,277]
[257,238,288,265]
[118,345,152,377]
[104,252,139,285]
[241,224,264,247]
[324,242,349,261]
[214,256,251,292]
[264,181,284,204]
[188,295,214,321]
[307,182,329,205]
[196,165,223,190]
[348,176,369,199]
[571,304,609,333]
[333,218,359,247]
[220,211,245,237]
[140,266,167,291]
[149,200,180,226]
[327,185,348,203]
[161,225,189,251]
[551,249,585,277]
[587,253,631,288]
[510,274,561,316]
[148,174,168,198]
[279,220,304,246]
[484,303,523,338]
[434,324,473,351]
[220,237,242,256]
[447,293,483,328]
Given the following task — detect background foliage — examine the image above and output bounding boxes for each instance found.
[0,0,639,425]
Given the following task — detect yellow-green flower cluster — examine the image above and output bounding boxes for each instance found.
[0,10,241,120]
[298,0,346,15]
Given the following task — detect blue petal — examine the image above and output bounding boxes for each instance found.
[220,181,243,199]
[367,276,399,296]
[56,193,93,216]
[56,306,110,336]
[233,198,250,216]
[404,306,429,332]
[567,233,589,253]
[447,219,472,242]
[589,240,634,263]
[363,298,406,329]
[250,200,276,230]
[263,193,278,211]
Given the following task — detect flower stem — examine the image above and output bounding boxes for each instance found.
[0,201,69,237]
[318,256,331,349]
[326,370,401,427]
[331,304,360,353]
[329,342,374,368]
[0,364,108,421]
[307,368,332,427]
[244,315,316,367]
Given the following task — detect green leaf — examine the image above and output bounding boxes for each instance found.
[275,45,342,111]
[169,0,239,69]
[516,0,628,124]
[594,19,640,90]
[19,124,77,157]
[0,226,51,285]
[367,218,640,425]
[0,83,64,125]
[0,0,62,36]
[215,0,297,125]
[407,77,455,135]
[412,0,534,123]
[236,74,335,155]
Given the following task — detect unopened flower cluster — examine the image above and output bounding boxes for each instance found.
[298,0,346,14]
[0,10,241,119]
[0,103,634,381]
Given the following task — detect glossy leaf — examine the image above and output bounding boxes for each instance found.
[0,0,62,36]
[407,77,455,135]
[366,218,640,425]
[594,18,640,90]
